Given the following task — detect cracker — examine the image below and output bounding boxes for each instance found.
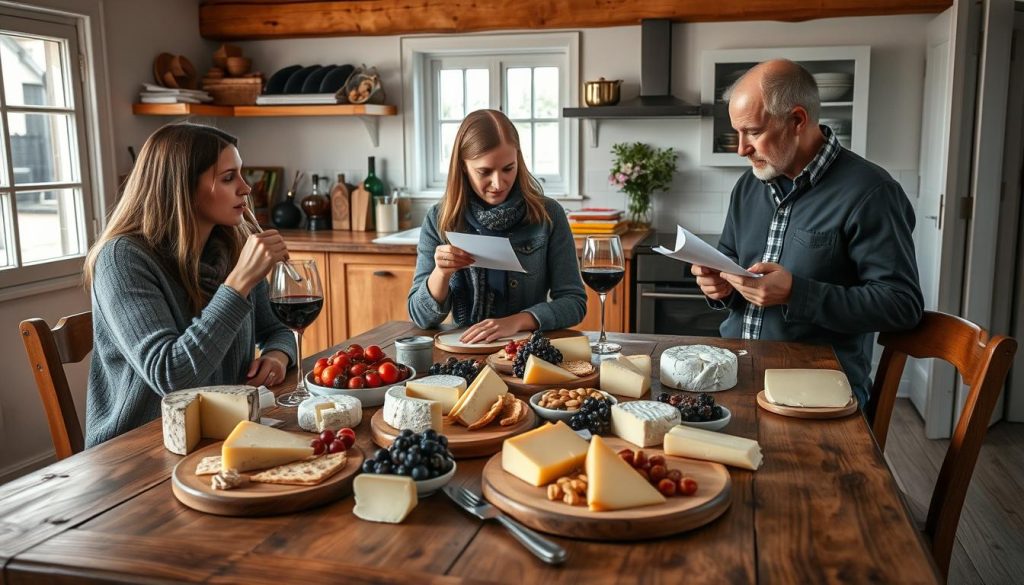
[466,394,508,430]
[195,456,222,476]
[561,360,595,376]
[500,398,528,426]
[249,453,348,486]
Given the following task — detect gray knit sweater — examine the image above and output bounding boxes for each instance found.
[85,236,296,447]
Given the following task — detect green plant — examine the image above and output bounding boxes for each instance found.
[609,142,678,225]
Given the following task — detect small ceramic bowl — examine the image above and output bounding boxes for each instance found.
[677,405,732,432]
[528,389,617,422]
[305,366,416,407]
[415,461,457,497]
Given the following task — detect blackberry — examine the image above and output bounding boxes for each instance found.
[427,357,482,383]
[568,396,611,435]
[364,430,455,479]
[657,392,671,403]
[512,331,563,378]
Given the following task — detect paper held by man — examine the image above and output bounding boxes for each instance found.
[654,226,762,278]
[445,232,527,273]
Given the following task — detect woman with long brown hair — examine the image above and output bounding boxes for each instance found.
[408,109,586,343]
[83,123,295,446]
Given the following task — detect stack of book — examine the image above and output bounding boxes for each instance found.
[567,208,628,236]
[138,84,212,104]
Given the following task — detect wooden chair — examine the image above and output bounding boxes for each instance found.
[866,310,1017,577]
[19,312,92,460]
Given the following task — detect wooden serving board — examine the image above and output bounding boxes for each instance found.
[481,437,732,541]
[485,351,515,375]
[370,407,536,458]
[171,440,364,517]
[756,390,858,419]
[495,368,600,398]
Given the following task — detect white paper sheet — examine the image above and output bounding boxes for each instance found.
[654,226,761,278]
[445,232,527,272]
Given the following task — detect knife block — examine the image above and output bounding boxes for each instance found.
[350,183,375,231]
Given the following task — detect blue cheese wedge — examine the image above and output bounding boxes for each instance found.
[161,385,261,455]
[297,396,362,432]
[383,386,442,433]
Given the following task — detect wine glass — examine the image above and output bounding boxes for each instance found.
[582,235,625,355]
[269,259,324,407]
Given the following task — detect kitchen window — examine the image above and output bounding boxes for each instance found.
[402,32,579,198]
[0,10,94,291]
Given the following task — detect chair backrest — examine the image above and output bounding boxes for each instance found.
[19,312,92,460]
[866,310,1017,577]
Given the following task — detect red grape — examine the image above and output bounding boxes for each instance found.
[319,430,335,444]
[328,439,346,454]
[310,438,325,455]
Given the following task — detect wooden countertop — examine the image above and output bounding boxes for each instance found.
[281,228,652,259]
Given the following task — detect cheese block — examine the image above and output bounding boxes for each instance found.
[610,400,681,447]
[448,365,499,419]
[659,345,738,392]
[586,435,665,512]
[383,386,442,433]
[600,357,651,398]
[550,336,592,361]
[161,385,261,455]
[764,369,853,408]
[622,354,652,378]
[220,421,314,472]
[522,355,577,384]
[297,396,362,433]
[663,425,762,470]
[450,366,508,425]
[353,474,418,524]
[405,375,466,414]
[501,421,589,486]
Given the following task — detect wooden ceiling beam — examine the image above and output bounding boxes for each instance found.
[199,0,952,40]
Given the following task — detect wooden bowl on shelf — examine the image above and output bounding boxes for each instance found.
[226,56,252,77]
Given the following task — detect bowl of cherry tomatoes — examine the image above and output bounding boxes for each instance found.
[305,343,416,406]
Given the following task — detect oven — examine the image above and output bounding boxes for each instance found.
[632,232,728,336]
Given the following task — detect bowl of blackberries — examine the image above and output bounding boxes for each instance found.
[361,429,457,496]
[566,395,613,436]
[658,391,732,431]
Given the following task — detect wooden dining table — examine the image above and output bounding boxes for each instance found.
[0,322,941,584]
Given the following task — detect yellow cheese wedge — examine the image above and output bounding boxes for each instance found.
[221,421,315,472]
[501,421,589,486]
[586,435,666,511]
[405,375,466,414]
[663,425,762,470]
[600,357,651,398]
[622,354,652,378]
[353,474,418,524]
[522,355,577,384]
[451,366,508,425]
[550,336,593,361]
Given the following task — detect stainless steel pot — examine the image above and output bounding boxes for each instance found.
[583,78,622,106]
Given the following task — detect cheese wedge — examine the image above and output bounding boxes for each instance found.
[161,386,261,455]
[405,375,466,414]
[221,421,314,472]
[663,425,762,470]
[383,386,442,433]
[622,354,652,378]
[502,421,589,486]
[764,369,853,408]
[550,336,593,361]
[353,474,418,524]
[600,357,651,398]
[522,355,577,384]
[586,435,666,512]
[450,366,507,425]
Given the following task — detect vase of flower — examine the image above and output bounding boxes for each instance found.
[609,142,678,229]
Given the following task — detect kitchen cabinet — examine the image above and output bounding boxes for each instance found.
[700,45,870,166]
[286,250,331,357]
[577,260,630,333]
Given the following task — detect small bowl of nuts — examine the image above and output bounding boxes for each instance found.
[529,387,617,422]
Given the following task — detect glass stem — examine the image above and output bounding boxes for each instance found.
[598,292,608,345]
[293,330,306,390]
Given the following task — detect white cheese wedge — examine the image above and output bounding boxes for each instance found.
[659,345,738,392]
[353,474,418,524]
[764,369,853,408]
[161,385,261,455]
[450,366,508,426]
[622,354,652,378]
[383,386,441,433]
[586,435,666,512]
[550,336,593,361]
[501,421,589,486]
[611,400,681,447]
[297,396,362,433]
[600,357,651,398]
[522,355,577,384]
[405,375,466,414]
[220,421,314,472]
[663,425,762,471]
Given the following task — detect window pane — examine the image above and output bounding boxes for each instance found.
[533,67,559,118]
[0,195,11,267]
[9,112,78,184]
[465,68,489,113]
[16,188,83,264]
[533,122,559,175]
[439,69,464,120]
[1,33,68,108]
[513,122,533,171]
[506,68,532,119]
[439,122,460,176]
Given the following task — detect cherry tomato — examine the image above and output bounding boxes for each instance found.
[337,428,356,440]
[332,353,350,369]
[347,344,364,361]
[378,362,399,384]
[364,371,382,387]
[320,365,342,386]
[364,345,384,362]
[313,358,329,378]
[348,363,368,377]
[347,376,365,389]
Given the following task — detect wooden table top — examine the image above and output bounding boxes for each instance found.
[0,322,940,584]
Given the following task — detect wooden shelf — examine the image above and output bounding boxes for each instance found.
[132,103,234,116]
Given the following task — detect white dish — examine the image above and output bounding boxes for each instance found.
[415,461,457,497]
[305,366,416,407]
[678,405,732,432]
[528,389,617,422]
[435,329,525,351]
[818,86,852,102]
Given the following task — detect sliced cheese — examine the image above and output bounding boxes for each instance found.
[220,421,314,472]
[610,400,681,447]
[450,365,507,425]
[161,386,261,455]
[383,386,442,433]
[586,435,665,512]
[522,355,577,384]
[353,474,418,524]
[501,421,589,486]
[600,357,651,398]
[663,425,762,470]
[405,375,466,414]
[764,369,853,408]
[550,336,593,362]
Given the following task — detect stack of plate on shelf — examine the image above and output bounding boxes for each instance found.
[716,131,739,152]
[813,72,853,102]
[819,117,851,147]
[255,64,354,105]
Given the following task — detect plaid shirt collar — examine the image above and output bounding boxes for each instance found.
[761,124,842,203]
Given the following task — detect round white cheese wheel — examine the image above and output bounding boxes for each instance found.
[659,344,738,392]
[296,395,362,432]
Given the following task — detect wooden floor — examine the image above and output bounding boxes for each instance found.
[885,399,1024,585]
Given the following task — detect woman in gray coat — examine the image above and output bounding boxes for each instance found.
[408,109,587,343]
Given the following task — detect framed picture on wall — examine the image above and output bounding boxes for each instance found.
[242,166,283,228]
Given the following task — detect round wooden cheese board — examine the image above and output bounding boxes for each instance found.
[756,390,858,419]
[480,437,732,541]
[369,407,536,458]
[171,439,364,517]
[485,350,515,375]
[492,366,600,398]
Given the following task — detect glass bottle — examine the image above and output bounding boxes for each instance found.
[301,174,331,231]
[364,156,385,200]
[271,188,302,229]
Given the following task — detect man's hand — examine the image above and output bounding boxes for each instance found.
[691,264,734,300]
[720,262,793,307]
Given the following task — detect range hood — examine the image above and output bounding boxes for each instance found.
[563,19,702,119]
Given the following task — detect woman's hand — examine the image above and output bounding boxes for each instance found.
[225,231,290,297]
[432,245,474,278]
[459,312,538,344]
[246,350,289,387]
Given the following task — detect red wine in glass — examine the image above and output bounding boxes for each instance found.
[582,235,624,354]
[581,267,625,294]
[270,295,323,331]
[270,260,323,407]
